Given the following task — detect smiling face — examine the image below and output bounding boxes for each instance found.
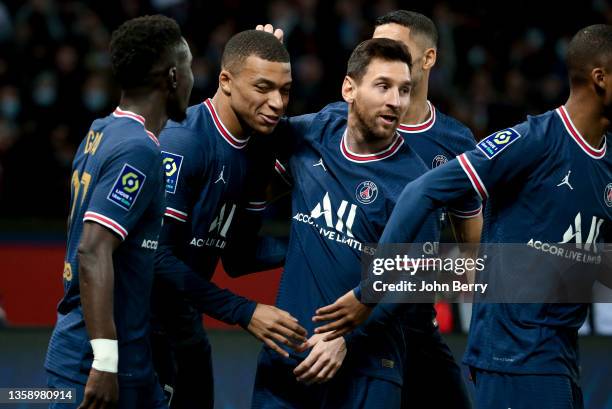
[345,57,412,140]
[225,55,291,134]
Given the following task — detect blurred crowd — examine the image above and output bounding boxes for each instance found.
[0,0,610,218]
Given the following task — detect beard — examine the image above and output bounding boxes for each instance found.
[352,97,397,141]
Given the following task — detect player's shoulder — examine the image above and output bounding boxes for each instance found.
[159,104,210,154]
[101,116,160,155]
[475,109,557,160]
[435,108,475,142]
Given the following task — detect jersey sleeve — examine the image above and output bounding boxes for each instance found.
[159,126,207,223]
[84,141,162,240]
[446,127,482,218]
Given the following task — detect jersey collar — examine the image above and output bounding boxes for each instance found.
[112,107,159,146]
[340,128,404,163]
[397,101,436,133]
[203,98,250,149]
[556,105,606,159]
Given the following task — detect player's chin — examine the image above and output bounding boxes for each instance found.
[252,119,279,135]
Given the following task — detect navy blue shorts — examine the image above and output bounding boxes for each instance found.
[471,368,584,409]
[251,348,401,409]
[151,288,213,409]
[401,327,471,409]
[47,370,168,409]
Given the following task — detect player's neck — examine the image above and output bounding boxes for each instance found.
[118,91,168,136]
[211,91,247,139]
[564,95,608,149]
[346,120,396,154]
[400,86,430,125]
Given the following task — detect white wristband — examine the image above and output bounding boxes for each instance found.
[90,339,118,373]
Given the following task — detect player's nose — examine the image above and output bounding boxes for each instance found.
[267,90,284,112]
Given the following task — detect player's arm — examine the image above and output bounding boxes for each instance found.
[77,140,163,408]
[155,221,305,357]
[315,125,540,340]
[77,222,120,409]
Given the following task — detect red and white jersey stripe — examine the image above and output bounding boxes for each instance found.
[203,99,250,149]
[83,211,128,240]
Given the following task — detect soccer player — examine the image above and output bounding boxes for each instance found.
[45,15,193,409]
[263,11,479,407]
[152,30,307,409]
[250,38,438,408]
[313,24,612,409]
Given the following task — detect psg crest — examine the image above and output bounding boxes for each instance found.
[356,181,378,204]
[605,183,612,207]
[432,154,448,168]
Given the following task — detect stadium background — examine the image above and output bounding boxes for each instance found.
[0,0,611,408]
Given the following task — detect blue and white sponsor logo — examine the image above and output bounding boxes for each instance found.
[477,128,521,159]
[356,181,378,205]
[107,163,146,211]
[605,183,612,207]
[162,151,184,194]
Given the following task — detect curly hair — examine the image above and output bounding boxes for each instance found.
[110,15,183,89]
[221,30,289,74]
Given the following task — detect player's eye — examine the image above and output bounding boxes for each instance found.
[255,84,270,92]
[377,83,389,91]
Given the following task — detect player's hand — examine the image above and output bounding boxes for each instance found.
[312,290,372,341]
[255,24,284,43]
[248,303,307,358]
[293,332,347,385]
[78,368,118,408]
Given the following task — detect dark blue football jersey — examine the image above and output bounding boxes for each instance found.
[363,106,612,381]
[396,101,481,220]
[45,108,165,385]
[154,99,273,327]
[271,104,438,385]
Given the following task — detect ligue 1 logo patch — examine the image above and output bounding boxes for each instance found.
[107,163,146,211]
[162,151,184,194]
[605,183,612,207]
[432,154,448,168]
[356,181,378,204]
[477,128,521,159]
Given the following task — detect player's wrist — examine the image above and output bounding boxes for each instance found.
[90,338,118,373]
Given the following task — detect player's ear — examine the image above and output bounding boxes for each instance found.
[592,67,606,90]
[342,76,356,104]
[168,66,178,91]
[422,47,437,71]
[219,69,232,96]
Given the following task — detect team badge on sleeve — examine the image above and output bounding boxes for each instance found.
[477,128,521,159]
[107,164,146,210]
[161,151,183,194]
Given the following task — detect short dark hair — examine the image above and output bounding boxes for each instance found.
[375,10,438,48]
[347,38,412,83]
[110,15,183,89]
[566,24,612,85]
[221,30,290,73]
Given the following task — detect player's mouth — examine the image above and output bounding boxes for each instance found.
[260,113,280,126]
[378,114,398,126]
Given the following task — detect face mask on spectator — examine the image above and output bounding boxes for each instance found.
[1,97,20,119]
[83,88,108,112]
[33,86,57,107]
